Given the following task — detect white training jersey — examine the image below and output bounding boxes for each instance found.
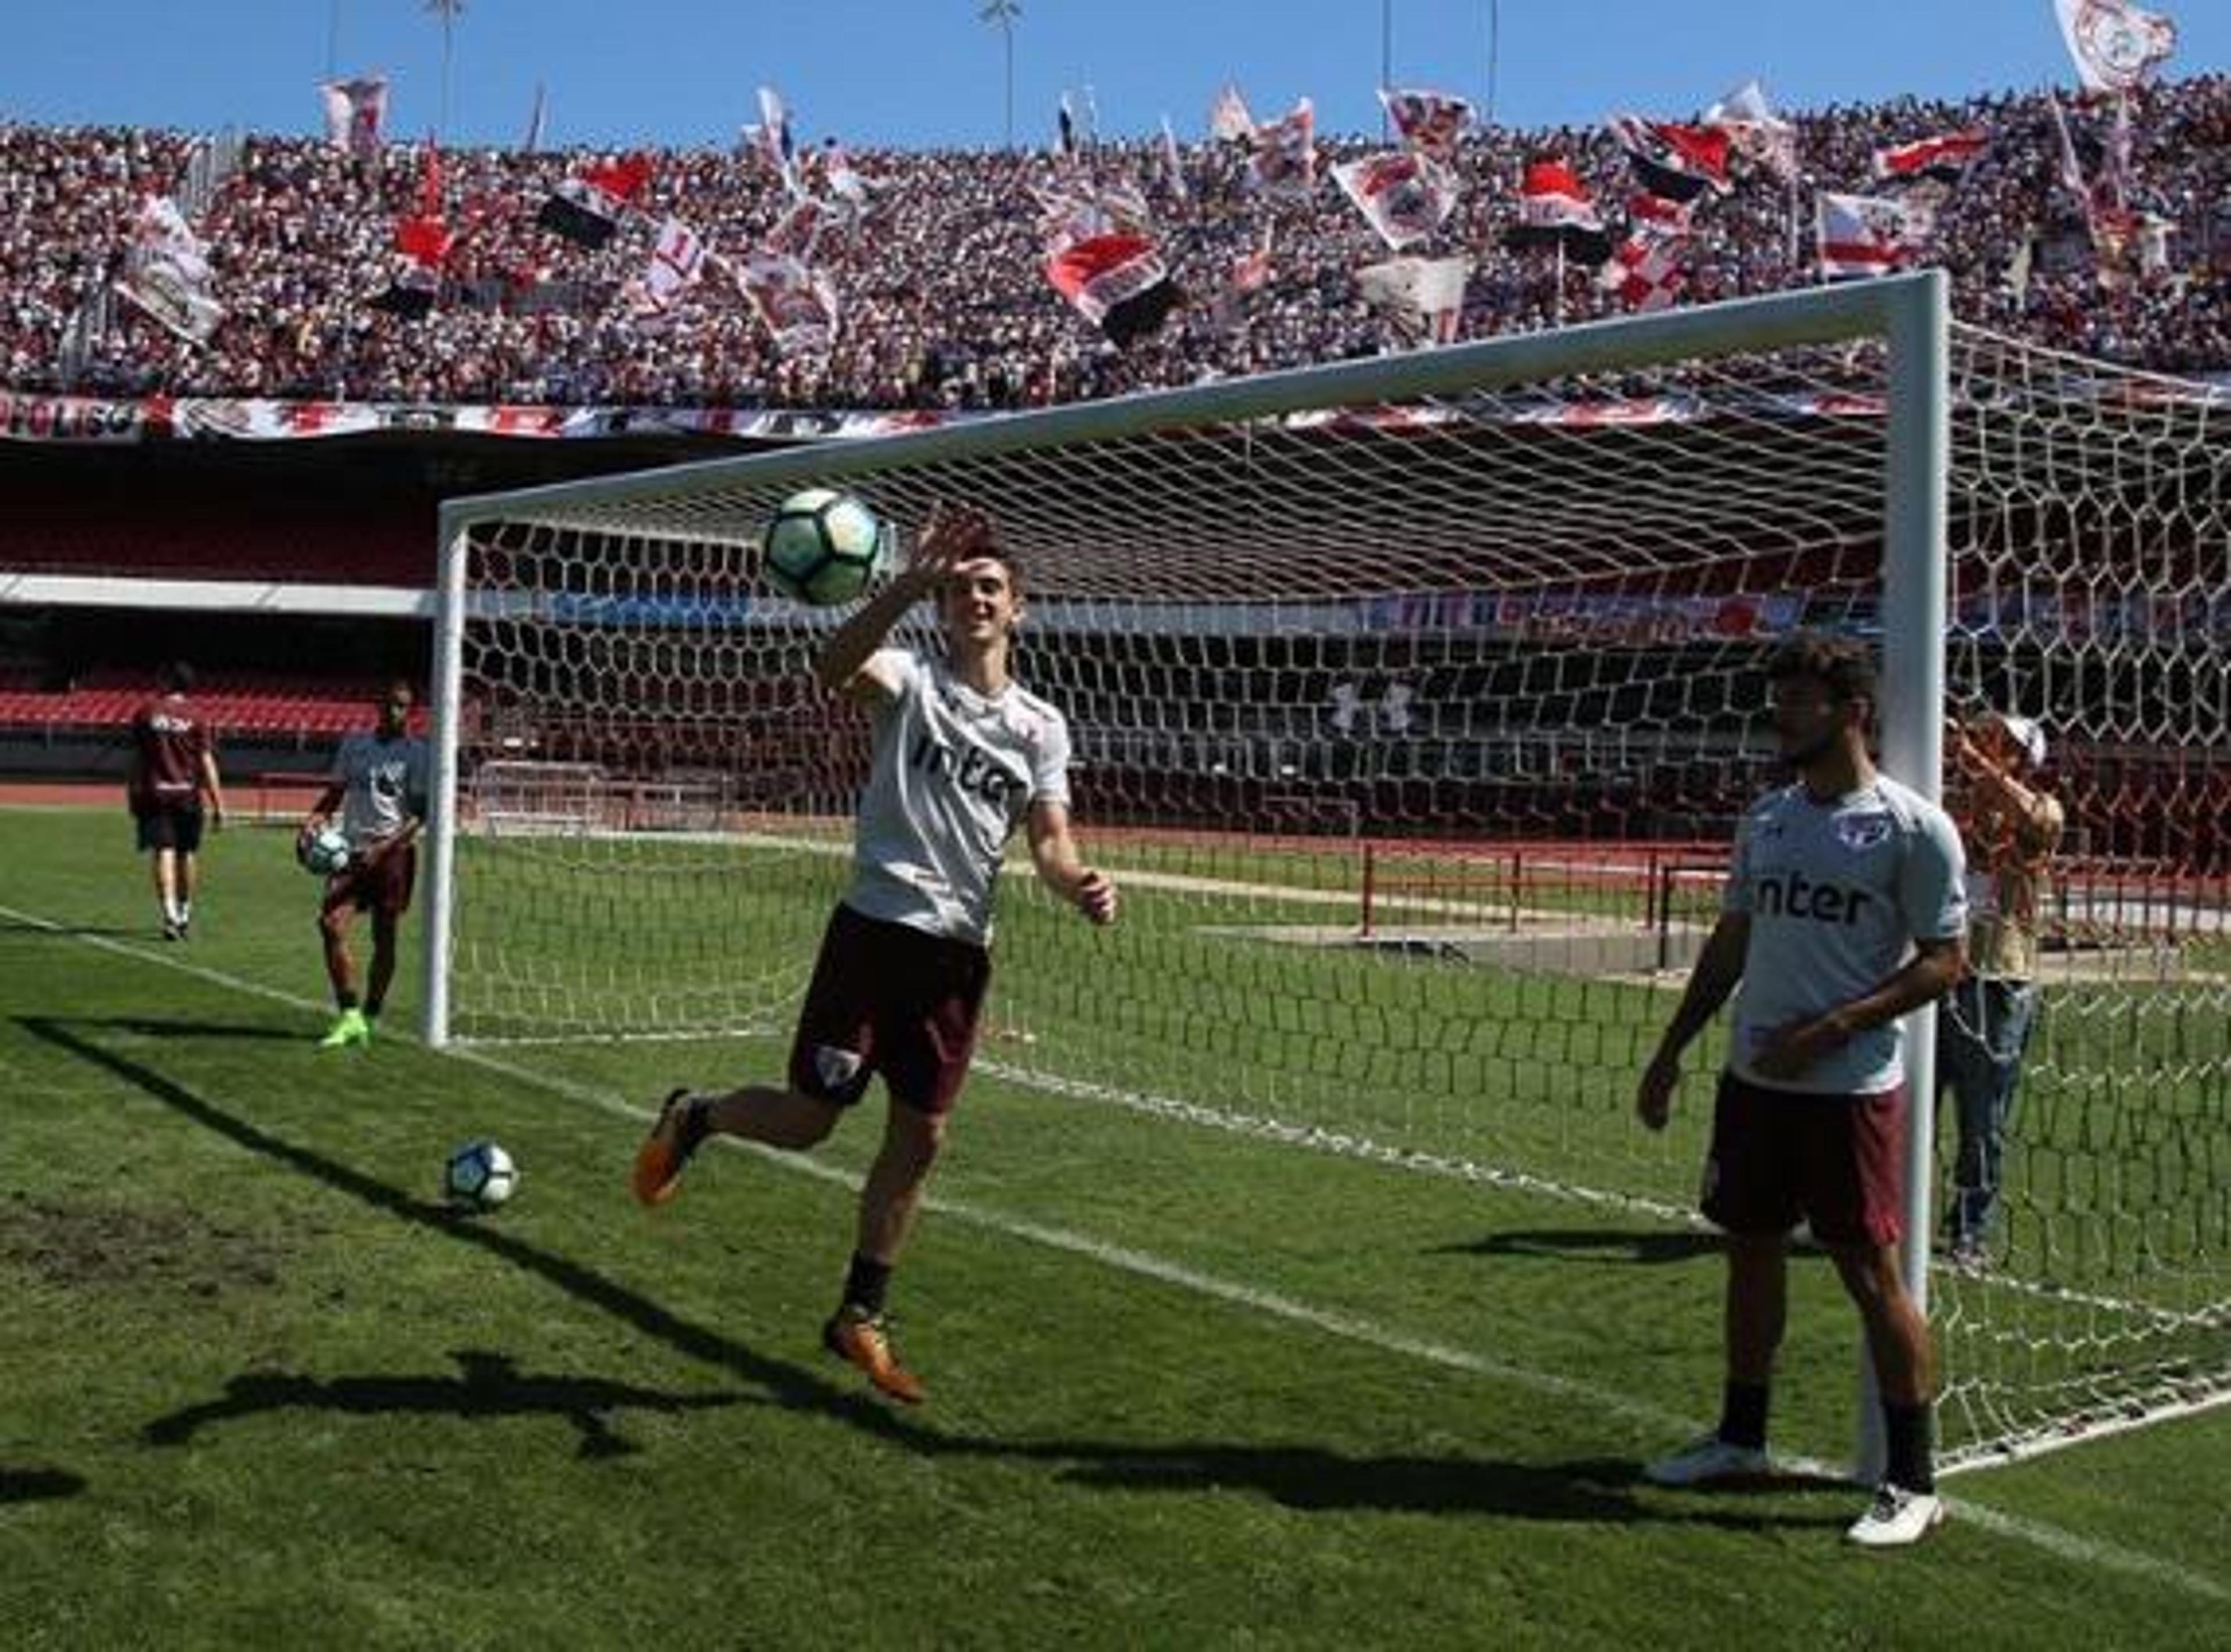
[330,732,431,848]
[844,648,1073,946]
[1722,772,1967,1096]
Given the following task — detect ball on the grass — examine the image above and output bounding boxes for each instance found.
[444,1140,519,1210]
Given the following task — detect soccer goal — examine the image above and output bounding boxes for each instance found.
[425,271,2229,1467]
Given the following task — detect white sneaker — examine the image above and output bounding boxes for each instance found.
[1845,1484,1946,1547]
[1643,1433,1771,1487]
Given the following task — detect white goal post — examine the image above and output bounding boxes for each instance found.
[421,271,2231,1468]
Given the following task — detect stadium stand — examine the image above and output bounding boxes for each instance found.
[1,77,2226,408]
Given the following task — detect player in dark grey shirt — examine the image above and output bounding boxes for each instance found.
[632,501,1117,1403]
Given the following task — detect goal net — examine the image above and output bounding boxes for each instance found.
[428,276,2228,1468]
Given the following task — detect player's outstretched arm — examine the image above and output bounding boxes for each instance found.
[1027,800,1117,925]
[812,501,995,699]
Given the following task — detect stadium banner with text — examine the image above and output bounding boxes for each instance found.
[4,381,2226,446]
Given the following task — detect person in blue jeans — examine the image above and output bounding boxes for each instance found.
[1941,710,2064,1266]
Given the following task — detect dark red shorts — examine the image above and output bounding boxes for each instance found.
[1700,1072,1907,1247]
[322,842,417,918]
[788,903,991,1116]
[135,806,204,854]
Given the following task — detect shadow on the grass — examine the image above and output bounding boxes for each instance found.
[0,1466,88,1504]
[144,1350,741,1460]
[20,1014,926,1446]
[996,1445,1850,1529]
[1439,1228,1724,1265]
[19,1014,1864,1534]
[0,919,145,940]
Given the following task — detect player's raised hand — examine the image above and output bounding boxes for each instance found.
[910,501,996,587]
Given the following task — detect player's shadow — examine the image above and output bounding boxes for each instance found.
[18,1015,930,1446]
[92,1019,301,1043]
[1439,1229,1723,1265]
[0,1466,88,1504]
[145,1350,739,1460]
[0,919,143,939]
[978,1442,1848,1530]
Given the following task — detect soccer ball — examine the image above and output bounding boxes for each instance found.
[444,1140,519,1210]
[763,488,885,606]
[298,825,350,877]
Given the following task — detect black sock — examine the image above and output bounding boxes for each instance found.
[363,1003,382,1021]
[336,989,360,1011]
[1884,1402,1935,1492]
[1718,1381,1771,1449]
[842,1253,892,1317]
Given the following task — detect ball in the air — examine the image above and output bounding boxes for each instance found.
[763,488,885,606]
[444,1140,519,1210]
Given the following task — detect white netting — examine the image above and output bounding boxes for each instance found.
[436,295,2228,1466]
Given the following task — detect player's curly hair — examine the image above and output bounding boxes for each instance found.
[1765,633,1876,708]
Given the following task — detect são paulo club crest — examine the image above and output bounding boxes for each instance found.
[2063,1,2177,92]
[1837,814,1893,852]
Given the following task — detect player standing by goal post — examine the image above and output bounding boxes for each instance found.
[1635,634,1967,1547]
[630,501,1118,1403]
[300,681,431,1050]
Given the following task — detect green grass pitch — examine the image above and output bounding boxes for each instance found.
[2,806,2226,1647]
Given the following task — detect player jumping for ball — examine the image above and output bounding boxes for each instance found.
[631,501,1118,1403]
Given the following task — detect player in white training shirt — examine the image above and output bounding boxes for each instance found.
[632,502,1117,1403]
[300,681,431,1050]
[1635,634,1967,1548]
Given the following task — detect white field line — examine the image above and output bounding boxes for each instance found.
[5,901,2227,1604]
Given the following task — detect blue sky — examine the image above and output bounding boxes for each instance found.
[1,2,2220,151]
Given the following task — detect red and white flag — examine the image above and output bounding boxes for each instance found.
[1208,82,1256,142]
[1158,115,1190,202]
[1816,192,1932,279]
[1599,230,1687,313]
[1248,100,1317,195]
[1333,151,1459,250]
[1356,254,1470,344]
[117,195,223,343]
[1379,88,1473,163]
[2055,0,2177,94]
[1702,80,1799,182]
[319,77,388,158]
[636,217,706,314]
[1505,160,1611,262]
[736,252,840,353]
[756,85,803,197]
[820,141,871,209]
[1607,115,1734,202]
[1045,232,1182,348]
[1213,235,1274,332]
[1872,130,1990,184]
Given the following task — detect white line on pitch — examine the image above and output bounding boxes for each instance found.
[6,902,2226,1606]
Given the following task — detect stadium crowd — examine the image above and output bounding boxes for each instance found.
[2,75,2226,410]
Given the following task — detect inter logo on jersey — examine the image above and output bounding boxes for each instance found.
[909,730,1024,810]
[1753,869,1874,925]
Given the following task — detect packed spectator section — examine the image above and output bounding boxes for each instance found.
[3,76,2228,413]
